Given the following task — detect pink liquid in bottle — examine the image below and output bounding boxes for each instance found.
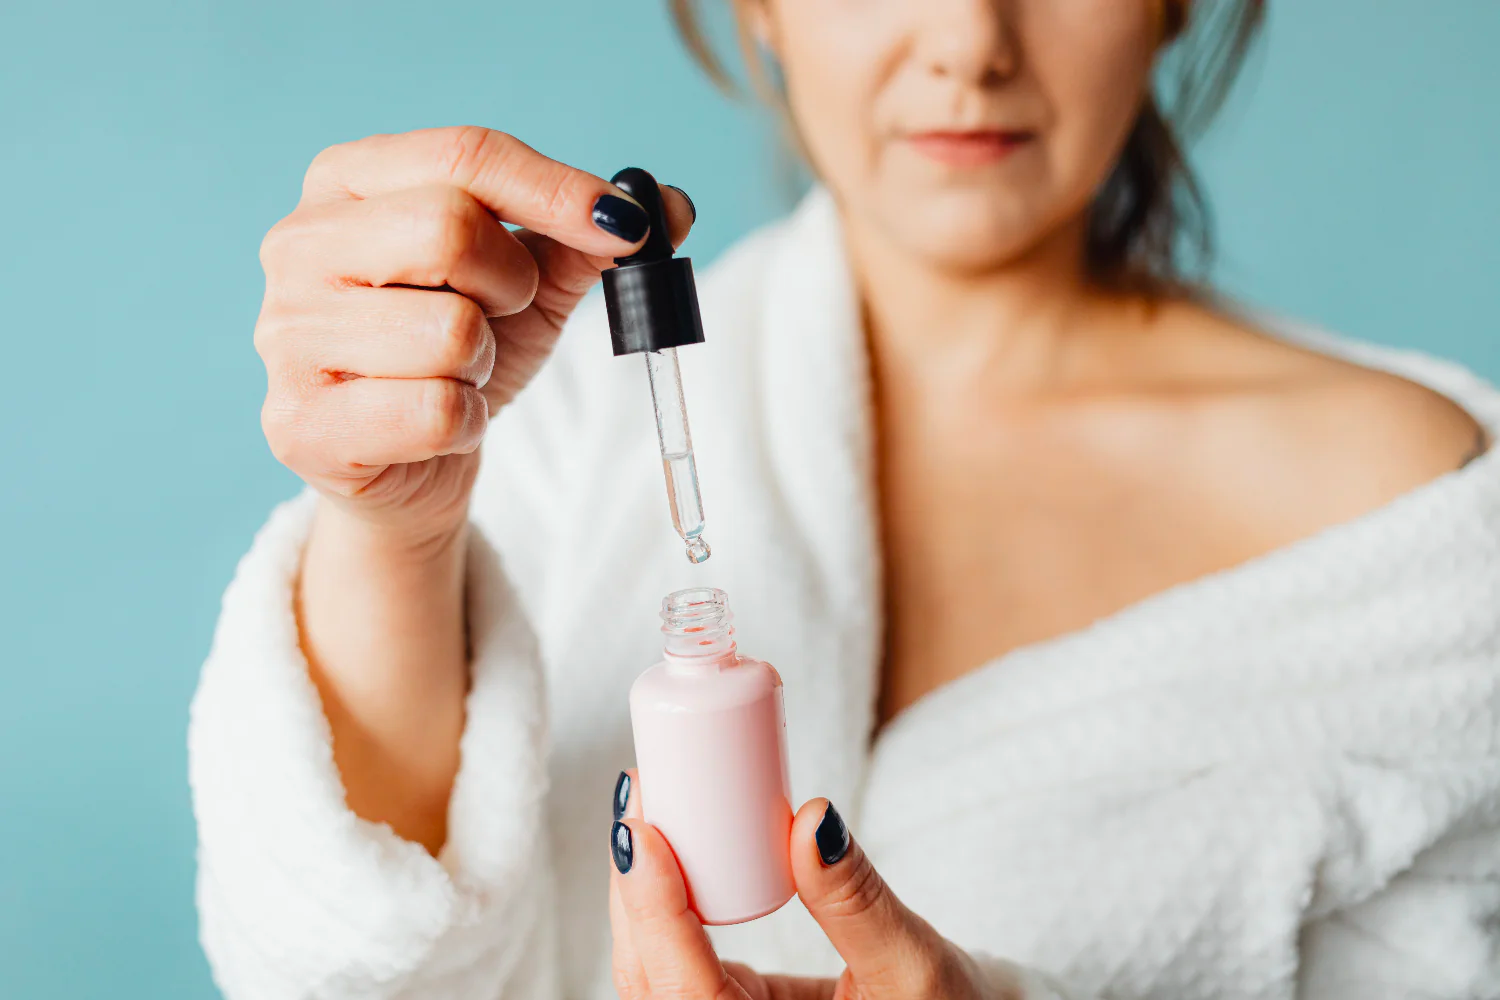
[629,588,795,925]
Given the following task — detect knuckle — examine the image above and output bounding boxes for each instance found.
[260,393,307,468]
[433,125,510,186]
[492,244,540,321]
[257,214,302,274]
[251,300,308,369]
[413,188,483,277]
[303,140,353,195]
[432,294,488,370]
[822,855,886,922]
[257,224,283,273]
[531,161,577,221]
[899,941,962,999]
[419,378,474,449]
[898,948,946,998]
[250,311,279,362]
[253,301,309,374]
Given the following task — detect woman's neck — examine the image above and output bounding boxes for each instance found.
[844,212,1135,393]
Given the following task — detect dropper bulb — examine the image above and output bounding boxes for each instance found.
[610,167,676,265]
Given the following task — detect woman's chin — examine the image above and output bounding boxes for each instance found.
[887,218,1052,274]
[861,187,1061,274]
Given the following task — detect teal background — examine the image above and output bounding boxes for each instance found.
[0,2,1495,996]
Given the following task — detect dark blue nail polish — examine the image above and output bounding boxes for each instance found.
[815,802,850,867]
[592,194,650,243]
[611,820,634,874]
[667,184,697,223]
[613,771,631,821]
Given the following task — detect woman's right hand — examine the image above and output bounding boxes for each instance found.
[251,129,693,852]
[254,126,694,547]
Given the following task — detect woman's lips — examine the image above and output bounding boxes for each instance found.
[905,130,1034,167]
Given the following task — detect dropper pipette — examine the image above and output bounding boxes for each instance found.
[601,167,712,564]
[645,347,710,563]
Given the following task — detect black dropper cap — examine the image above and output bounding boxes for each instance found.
[601,167,705,356]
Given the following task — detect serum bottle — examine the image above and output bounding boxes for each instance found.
[629,588,795,924]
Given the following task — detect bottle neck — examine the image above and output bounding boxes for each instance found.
[660,587,737,664]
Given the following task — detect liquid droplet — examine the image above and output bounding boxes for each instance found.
[685,537,712,564]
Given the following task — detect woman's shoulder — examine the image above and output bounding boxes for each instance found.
[1151,300,1495,557]
[1176,301,1482,497]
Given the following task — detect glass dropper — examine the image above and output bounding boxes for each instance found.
[598,166,713,565]
[645,348,710,563]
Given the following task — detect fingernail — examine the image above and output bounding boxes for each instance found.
[666,184,697,223]
[610,820,634,874]
[815,801,851,867]
[612,771,631,821]
[592,194,650,243]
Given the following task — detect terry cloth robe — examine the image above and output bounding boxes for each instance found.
[190,188,1500,1000]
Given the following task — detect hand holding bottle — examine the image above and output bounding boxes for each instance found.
[609,775,1012,1000]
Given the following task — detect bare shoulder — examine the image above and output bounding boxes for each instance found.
[1307,355,1486,476]
[1156,301,1486,533]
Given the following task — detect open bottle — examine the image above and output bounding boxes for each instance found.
[628,588,795,924]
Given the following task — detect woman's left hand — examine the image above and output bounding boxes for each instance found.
[608,770,1016,1000]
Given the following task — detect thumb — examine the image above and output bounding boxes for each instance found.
[790,800,947,994]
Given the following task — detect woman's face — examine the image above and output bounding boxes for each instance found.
[753,0,1161,271]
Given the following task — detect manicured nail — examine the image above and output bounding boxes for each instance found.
[592,194,650,243]
[612,771,631,821]
[815,801,851,866]
[610,820,634,874]
[666,184,697,223]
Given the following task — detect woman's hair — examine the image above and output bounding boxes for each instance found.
[668,0,1267,292]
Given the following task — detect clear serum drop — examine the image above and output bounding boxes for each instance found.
[602,167,713,564]
[629,588,795,924]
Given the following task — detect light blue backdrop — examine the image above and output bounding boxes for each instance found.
[0,2,1495,997]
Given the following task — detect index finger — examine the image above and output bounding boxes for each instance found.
[302,126,649,257]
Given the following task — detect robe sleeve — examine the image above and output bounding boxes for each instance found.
[189,492,562,999]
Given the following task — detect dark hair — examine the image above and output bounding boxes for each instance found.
[668,0,1267,292]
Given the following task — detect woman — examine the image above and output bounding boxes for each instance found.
[190,1,1500,997]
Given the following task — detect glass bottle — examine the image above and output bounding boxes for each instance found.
[628,588,794,924]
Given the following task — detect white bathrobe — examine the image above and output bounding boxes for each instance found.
[190,188,1500,1000]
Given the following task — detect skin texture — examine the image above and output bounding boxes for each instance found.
[250,0,1484,985]
[735,0,1481,722]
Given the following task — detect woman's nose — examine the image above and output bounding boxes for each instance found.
[918,0,1018,86]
